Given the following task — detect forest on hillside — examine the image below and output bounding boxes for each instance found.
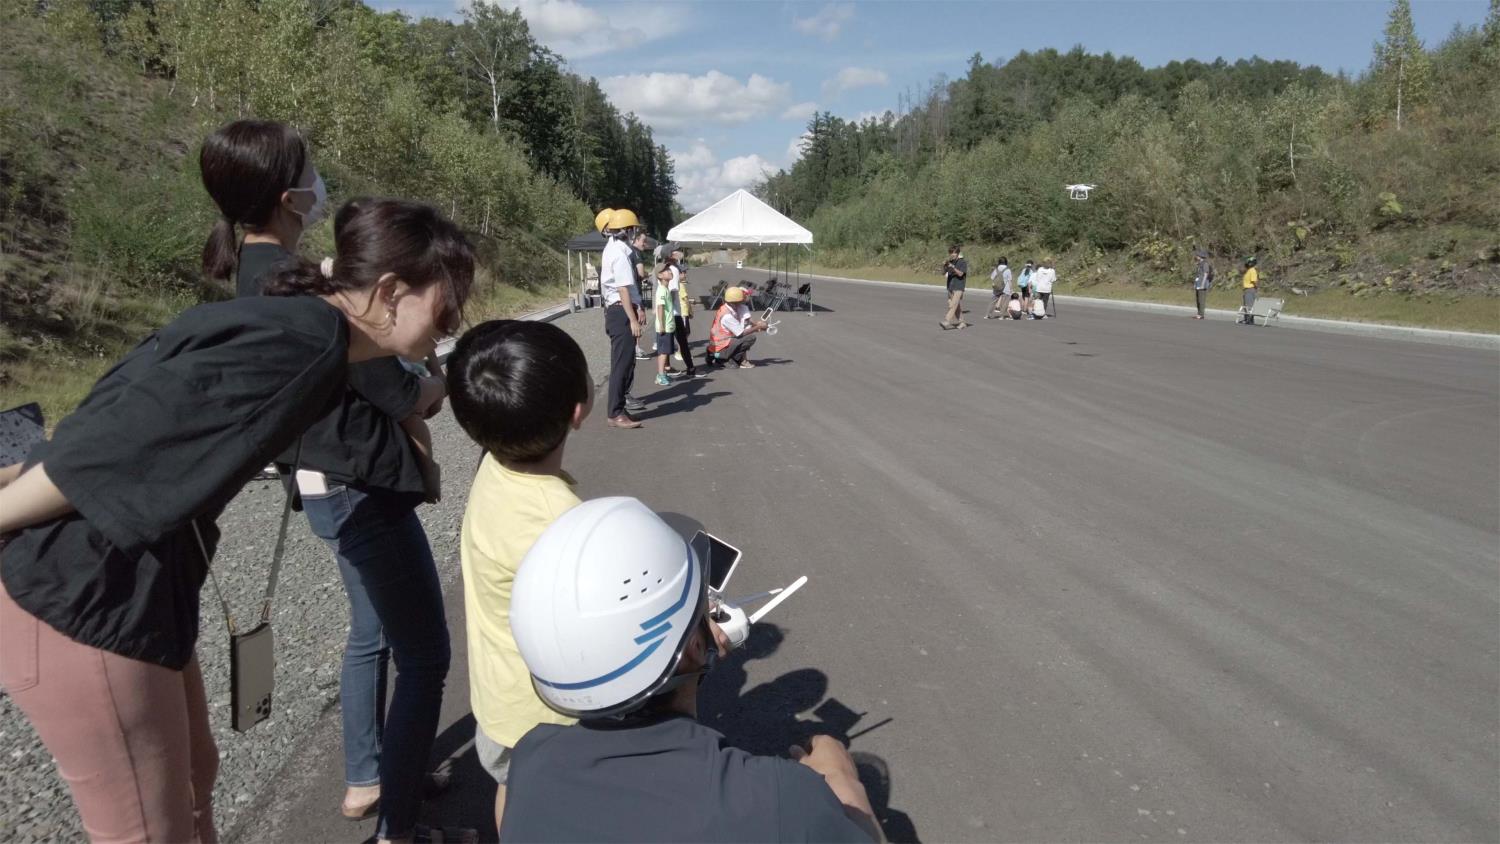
[760,0,1500,309]
[1,0,679,410]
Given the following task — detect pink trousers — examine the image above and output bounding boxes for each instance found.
[0,582,219,843]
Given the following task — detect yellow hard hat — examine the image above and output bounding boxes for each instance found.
[724,287,746,303]
[606,208,639,231]
[594,208,614,232]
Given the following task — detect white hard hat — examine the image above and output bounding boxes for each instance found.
[510,497,706,718]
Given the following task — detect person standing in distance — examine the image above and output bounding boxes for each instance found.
[985,256,1013,319]
[1191,250,1214,319]
[666,246,704,378]
[1016,259,1035,314]
[939,244,969,330]
[1033,258,1058,318]
[631,231,654,363]
[1239,256,1259,325]
[600,208,645,428]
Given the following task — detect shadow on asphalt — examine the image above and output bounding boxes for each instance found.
[634,378,730,420]
[700,623,921,844]
[422,713,499,842]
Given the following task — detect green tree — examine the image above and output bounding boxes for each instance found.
[1373,0,1432,129]
[1483,0,1500,70]
[456,1,530,132]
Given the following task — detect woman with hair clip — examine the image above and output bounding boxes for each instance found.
[0,197,474,844]
[201,120,455,835]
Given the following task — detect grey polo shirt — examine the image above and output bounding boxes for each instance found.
[500,714,873,843]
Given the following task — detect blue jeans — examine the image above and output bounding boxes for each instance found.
[303,484,450,840]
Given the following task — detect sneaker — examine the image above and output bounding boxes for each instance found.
[607,415,643,429]
[625,396,646,412]
[939,321,955,330]
[654,373,671,386]
[956,321,970,329]
[738,360,757,369]
[634,348,651,360]
[689,371,708,379]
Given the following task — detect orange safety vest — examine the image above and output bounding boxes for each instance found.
[708,303,735,354]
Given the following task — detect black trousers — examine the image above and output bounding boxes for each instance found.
[1195,288,1207,316]
[1039,291,1055,317]
[605,304,636,418]
[713,334,757,364]
[673,315,696,374]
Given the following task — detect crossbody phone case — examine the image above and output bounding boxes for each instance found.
[193,442,300,733]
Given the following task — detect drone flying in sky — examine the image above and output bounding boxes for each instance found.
[1065,183,1097,200]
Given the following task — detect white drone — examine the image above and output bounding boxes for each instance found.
[1065,183,1097,200]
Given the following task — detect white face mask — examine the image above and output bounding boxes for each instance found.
[288,173,328,227]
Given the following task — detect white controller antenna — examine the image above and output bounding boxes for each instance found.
[748,575,806,624]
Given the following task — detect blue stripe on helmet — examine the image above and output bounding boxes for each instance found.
[634,621,672,645]
[532,543,699,693]
[534,636,668,691]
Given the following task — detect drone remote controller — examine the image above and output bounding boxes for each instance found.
[709,575,808,650]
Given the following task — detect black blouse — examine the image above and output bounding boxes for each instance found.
[238,243,424,496]
[0,296,348,668]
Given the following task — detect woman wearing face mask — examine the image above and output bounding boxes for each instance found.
[201,122,453,833]
[200,119,329,297]
[0,198,473,844]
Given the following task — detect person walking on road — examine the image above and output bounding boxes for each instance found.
[600,208,645,428]
[985,256,1013,319]
[1239,256,1259,325]
[939,244,969,330]
[1192,250,1214,319]
[1033,258,1057,318]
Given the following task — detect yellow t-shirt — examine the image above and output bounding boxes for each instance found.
[1242,267,1259,289]
[459,454,580,747]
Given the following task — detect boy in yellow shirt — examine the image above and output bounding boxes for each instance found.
[1240,256,1259,324]
[446,320,594,831]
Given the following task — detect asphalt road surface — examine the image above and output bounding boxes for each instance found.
[244,275,1499,843]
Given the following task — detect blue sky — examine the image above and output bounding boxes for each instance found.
[377,1,1490,210]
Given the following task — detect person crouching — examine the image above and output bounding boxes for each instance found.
[705,287,766,369]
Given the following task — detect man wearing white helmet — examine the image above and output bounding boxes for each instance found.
[502,498,880,842]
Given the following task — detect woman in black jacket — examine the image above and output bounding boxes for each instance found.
[0,196,473,844]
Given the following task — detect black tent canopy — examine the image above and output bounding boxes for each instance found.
[565,230,658,309]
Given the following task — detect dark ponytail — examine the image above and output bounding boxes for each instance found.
[264,198,475,334]
[199,120,309,282]
[202,217,239,284]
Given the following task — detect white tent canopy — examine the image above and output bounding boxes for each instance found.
[667,189,813,246]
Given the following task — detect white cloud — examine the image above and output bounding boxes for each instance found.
[602,70,792,132]
[785,131,811,165]
[672,139,717,171]
[487,0,681,60]
[670,142,782,212]
[780,101,819,121]
[792,2,855,41]
[822,66,889,98]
